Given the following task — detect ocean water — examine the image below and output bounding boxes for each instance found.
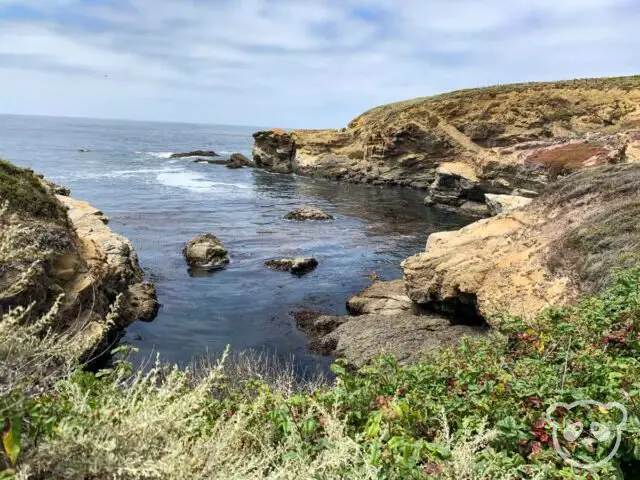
[0,114,472,372]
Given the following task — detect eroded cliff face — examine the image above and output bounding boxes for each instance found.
[0,162,158,361]
[402,162,640,323]
[253,76,640,211]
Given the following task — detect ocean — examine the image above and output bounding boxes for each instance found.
[0,114,471,373]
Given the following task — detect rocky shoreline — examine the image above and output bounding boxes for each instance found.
[0,163,158,363]
[252,78,640,216]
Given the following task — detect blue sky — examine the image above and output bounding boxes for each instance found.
[0,0,639,128]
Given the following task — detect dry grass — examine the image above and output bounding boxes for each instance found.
[545,163,640,291]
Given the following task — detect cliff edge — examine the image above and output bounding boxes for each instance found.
[0,160,158,361]
[253,76,640,213]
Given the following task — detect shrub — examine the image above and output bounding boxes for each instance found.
[0,160,66,223]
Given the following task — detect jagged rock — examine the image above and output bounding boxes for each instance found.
[193,159,228,165]
[284,206,334,221]
[171,150,218,159]
[227,153,254,169]
[253,76,640,213]
[485,194,533,216]
[402,163,640,323]
[183,234,229,271]
[265,257,318,275]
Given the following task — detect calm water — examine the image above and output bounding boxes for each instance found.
[0,114,472,372]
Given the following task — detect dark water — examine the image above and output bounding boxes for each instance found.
[0,114,472,372]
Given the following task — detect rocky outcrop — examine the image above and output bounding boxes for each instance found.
[227,153,254,169]
[296,280,486,366]
[402,162,640,323]
[265,258,318,275]
[171,150,218,158]
[183,234,229,271]
[284,206,334,221]
[0,161,158,361]
[253,76,640,212]
[485,194,533,216]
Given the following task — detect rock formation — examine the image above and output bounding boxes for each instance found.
[265,257,318,275]
[296,280,486,366]
[226,153,254,169]
[402,162,640,323]
[183,234,230,271]
[171,150,218,158]
[484,194,533,216]
[253,76,640,212]
[0,160,158,361]
[284,206,334,221]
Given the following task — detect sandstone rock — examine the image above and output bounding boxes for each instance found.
[485,194,533,216]
[171,150,218,159]
[253,76,640,213]
[265,257,318,275]
[284,206,334,221]
[346,280,413,316]
[402,162,640,323]
[183,234,229,270]
[0,161,159,364]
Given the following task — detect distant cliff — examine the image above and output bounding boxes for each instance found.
[253,75,640,214]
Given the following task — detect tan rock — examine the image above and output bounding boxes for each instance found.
[485,194,533,216]
[253,75,640,212]
[402,162,640,323]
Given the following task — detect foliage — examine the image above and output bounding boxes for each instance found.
[0,160,66,223]
[3,262,640,477]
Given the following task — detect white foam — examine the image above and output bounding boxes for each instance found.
[156,170,252,193]
[68,167,179,180]
[145,152,174,159]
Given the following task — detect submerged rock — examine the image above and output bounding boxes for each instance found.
[183,234,229,271]
[284,206,334,221]
[265,257,318,275]
[171,150,218,159]
[192,159,228,165]
[485,193,533,216]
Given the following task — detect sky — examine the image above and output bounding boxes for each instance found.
[0,0,639,128]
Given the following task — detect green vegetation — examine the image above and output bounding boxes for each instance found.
[0,160,66,223]
[2,268,640,478]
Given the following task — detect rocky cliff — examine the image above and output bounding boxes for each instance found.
[0,160,158,362]
[253,76,640,213]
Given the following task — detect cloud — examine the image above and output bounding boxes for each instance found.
[0,0,638,127]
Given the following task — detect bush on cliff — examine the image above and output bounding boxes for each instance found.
[2,268,640,478]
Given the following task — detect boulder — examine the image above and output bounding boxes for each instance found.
[183,234,229,270]
[347,280,414,316]
[284,206,334,221]
[485,194,533,216]
[226,153,254,169]
[265,257,318,275]
[171,150,218,159]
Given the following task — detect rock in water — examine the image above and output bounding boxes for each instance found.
[284,206,334,221]
[183,234,229,271]
[484,194,533,216]
[226,153,254,169]
[171,150,218,159]
[265,258,318,274]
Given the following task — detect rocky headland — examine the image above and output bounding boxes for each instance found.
[253,76,640,215]
[0,160,158,362]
